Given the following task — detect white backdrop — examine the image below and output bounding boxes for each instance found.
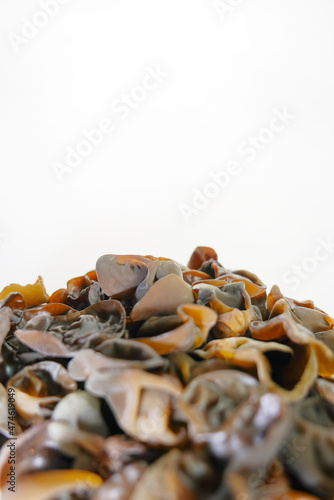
[1,0,334,314]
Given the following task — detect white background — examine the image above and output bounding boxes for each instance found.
[1,0,334,314]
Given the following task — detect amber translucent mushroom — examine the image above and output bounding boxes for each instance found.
[6,361,77,423]
[0,276,49,308]
[188,246,218,270]
[250,299,334,381]
[135,304,217,355]
[194,282,260,338]
[1,470,102,500]
[196,337,316,401]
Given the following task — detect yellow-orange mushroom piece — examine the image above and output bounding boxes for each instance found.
[1,469,102,500]
[0,276,49,308]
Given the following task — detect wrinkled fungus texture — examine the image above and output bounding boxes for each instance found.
[0,246,333,499]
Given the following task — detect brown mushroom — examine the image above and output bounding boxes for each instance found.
[85,369,186,447]
[134,304,217,355]
[68,339,169,381]
[195,337,315,401]
[130,274,194,322]
[6,361,77,424]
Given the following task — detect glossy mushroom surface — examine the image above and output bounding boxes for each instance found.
[0,246,333,500]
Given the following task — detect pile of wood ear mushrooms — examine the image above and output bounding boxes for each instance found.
[0,247,333,500]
